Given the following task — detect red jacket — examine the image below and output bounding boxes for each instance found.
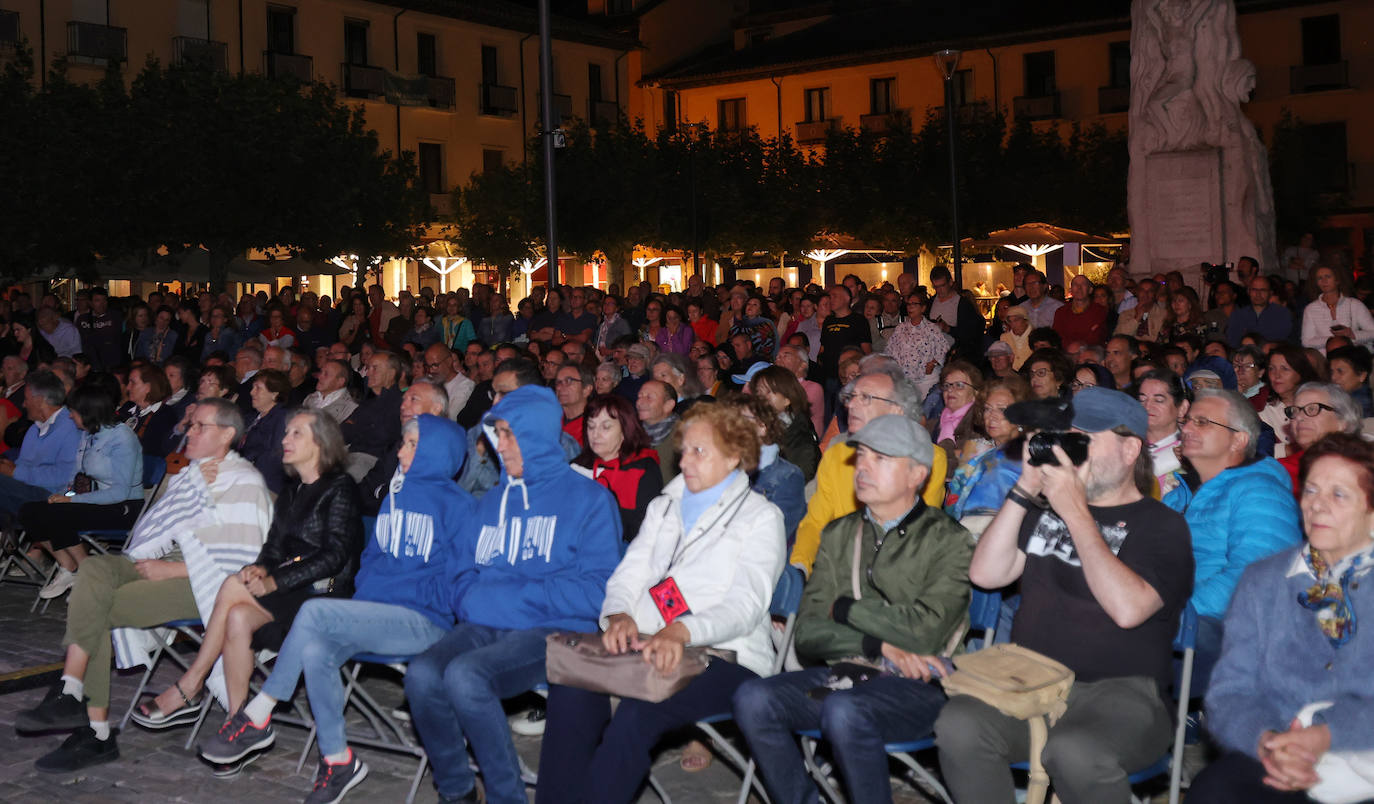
[1052,302,1108,347]
[588,449,664,541]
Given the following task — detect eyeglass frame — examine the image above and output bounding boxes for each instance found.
[1178,414,1240,433]
[1284,402,1337,420]
[839,390,901,408]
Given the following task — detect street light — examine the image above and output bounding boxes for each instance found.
[934,48,963,290]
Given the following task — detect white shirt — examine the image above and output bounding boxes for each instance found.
[35,407,61,437]
[1300,295,1374,351]
[929,294,960,329]
[305,387,350,410]
[444,372,476,420]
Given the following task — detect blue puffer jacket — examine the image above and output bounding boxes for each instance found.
[946,444,1022,522]
[1166,456,1301,620]
[752,445,805,547]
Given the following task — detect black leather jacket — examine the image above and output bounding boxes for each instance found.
[255,471,364,596]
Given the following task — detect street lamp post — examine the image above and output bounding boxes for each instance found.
[538,0,559,288]
[935,48,963,290]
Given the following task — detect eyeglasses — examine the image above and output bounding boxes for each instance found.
[1069,379,1096,390]
[1231,361,1257,371]
[939,381,971,392]
[983,404,1009,418]
[1285,402,1337,420]
[1029,367,1053,378]
[839,390,900,408]
[1178,415,1240,433]
[187,422,230,432]
[554,377,584,387]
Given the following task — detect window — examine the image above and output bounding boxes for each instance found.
[803,88,829,123]
[0,10,19,47]
[869,78,895,115]
[418,143,444,195]
[663,90,678,131]
[417,33,437,76]
[1301,15,1341,65]
[482,149,505,175]
[951,69,972,106]
[747,29,770,47]
[344,20,368,65]
[1301,122,1348,193]
[266,6,294,54]
[1108,41,1130,89]
[481,45,499,85]
[589,63,603,101]
[718,98,745,132]
[1024,51,1056,97]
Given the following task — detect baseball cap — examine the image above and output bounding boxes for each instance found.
[987,341,1013,358]
[1070,386,1148,440]
[732,361,771,386]
[847,414,935,468]
[1004,305,1029,321]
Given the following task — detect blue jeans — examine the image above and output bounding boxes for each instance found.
[0,473,52,518]
[402,623,553,804]
[260,598,449,757]
[733,667,948,804]
[537,659,758,804]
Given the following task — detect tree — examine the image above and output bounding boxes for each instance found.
[452,161,538,288]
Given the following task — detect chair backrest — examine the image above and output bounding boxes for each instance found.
[143,455,167,489]
[1173,603,1198,653]
[970,588,1001,634]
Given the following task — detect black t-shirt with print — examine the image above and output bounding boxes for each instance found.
[819,312,871,377]
[1012,497,1193,688]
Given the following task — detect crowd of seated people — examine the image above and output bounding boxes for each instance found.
[2,264,1370,804]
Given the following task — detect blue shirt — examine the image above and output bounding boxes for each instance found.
[1227,304,1293,347]
[15,408,81,494]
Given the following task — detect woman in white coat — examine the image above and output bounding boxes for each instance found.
[536,402,786,804]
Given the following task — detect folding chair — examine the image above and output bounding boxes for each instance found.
[1008,604,1198,804]
[114,618,216,749]
[798,588,1003,804]
[294,653,429,803]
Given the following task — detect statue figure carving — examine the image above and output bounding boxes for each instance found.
[1127,0,1278,276]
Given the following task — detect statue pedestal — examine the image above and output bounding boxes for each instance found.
[1142,148,1225,284]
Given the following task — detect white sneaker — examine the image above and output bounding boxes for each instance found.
[39,567,76,600]
[509,707,545,736]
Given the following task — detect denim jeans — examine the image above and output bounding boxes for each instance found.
[0,473,52,518]
[538,659,758,804]
[733,666,949,804]
[260,598,449,757]
[402,623,553,804]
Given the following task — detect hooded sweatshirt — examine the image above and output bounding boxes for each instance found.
[450,385,623,633]
[353,414,475,629]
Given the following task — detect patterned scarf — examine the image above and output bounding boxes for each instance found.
[643,414,679,445]
[1297,542,1374,648]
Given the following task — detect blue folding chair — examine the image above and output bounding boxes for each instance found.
[797,588,1003,804]
[1008,604,1198,804]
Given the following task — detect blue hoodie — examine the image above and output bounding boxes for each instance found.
[449,385,623,632]
[353,414,476,629]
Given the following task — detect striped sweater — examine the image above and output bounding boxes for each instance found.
[114,451,273,708]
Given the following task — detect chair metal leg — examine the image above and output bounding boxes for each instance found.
[30,562,58,613]
[698,722,770,804]
[646,771,673,804]
[890,751,953,804]
[119,643,167,730]
[1168,647,1195,804]
[800,735,846,803]
[183,695,216,751]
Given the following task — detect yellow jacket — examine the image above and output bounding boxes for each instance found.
[789,440,948,574]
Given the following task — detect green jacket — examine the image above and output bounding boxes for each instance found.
[794,502,973,664]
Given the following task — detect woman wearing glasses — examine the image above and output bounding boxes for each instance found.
[931,360,984,457]
[1276,383,1362,495]
[1023,348,1073,401]
[1231,344,1270,412]
[883,293,950,402]
[944,375,1030,541]
[1258,344,1325,459]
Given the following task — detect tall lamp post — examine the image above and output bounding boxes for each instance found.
[935,48,963,290]
[538,0,559,288]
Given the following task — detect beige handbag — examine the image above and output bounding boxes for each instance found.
[544,631,735,703]
[941,643,1075,804]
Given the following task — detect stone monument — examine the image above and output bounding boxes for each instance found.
[1127,0,1277,284]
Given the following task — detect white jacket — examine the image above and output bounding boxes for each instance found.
[599,471,785,677]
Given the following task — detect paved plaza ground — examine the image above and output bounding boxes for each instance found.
[0,579,956,803]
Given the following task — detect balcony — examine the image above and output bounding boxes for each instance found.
[264,50,312,82]
[425,76,455,109]
[67,20,126,63]
[173,36,227,71]
[342,63,386,99]
[551,93,572,125]
[0,10,19,48]
[794,118,837,144]
[1290,61,1348,94]
[859,110,909,134]
[1013,93,1061,121]
[1098,85,1129,114]
[590,99,619,128]
[479,82,518,116]
[932,101,989,124]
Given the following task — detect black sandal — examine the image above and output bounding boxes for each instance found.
[130,682,203,730]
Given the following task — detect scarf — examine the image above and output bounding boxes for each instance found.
[680,469,739,534]
[938,401,973,443]
[598,312,622,346]
[643,414,679,445]
[1297,542,1374,648]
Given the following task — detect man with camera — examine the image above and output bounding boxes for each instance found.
[935,388,1194,804]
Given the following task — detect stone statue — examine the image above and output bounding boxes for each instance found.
[1127,0,1278,280]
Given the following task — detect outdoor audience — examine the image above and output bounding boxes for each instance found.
[3,267,1373,804]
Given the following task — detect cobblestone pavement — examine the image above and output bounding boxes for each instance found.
[0,580,945,804]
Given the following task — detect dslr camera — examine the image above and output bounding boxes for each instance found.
[1026,431,1091,467]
